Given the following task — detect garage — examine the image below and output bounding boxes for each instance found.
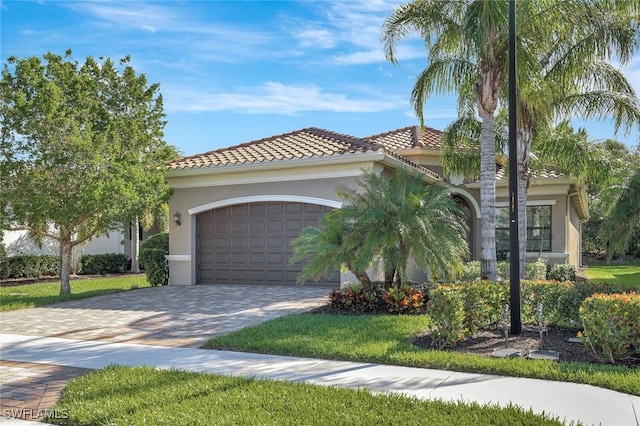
[197,201,339,286]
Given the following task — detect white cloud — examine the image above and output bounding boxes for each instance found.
[291,26,337,49]
[404,108,458,120]
[65,2,272,43]
[288,0,423,66]
[333,45,425,65]
[66,2,175,32]
[163,82,406,114]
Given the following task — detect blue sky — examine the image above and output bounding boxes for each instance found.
[2,0,639,156]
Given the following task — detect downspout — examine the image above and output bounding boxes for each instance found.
[568,191,581,267]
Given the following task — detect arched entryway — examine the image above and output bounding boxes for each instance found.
[452,194,476,261]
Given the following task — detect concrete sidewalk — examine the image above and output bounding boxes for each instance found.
[1,334,638,426]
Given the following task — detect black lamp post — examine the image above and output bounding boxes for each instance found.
[508,0,522,334]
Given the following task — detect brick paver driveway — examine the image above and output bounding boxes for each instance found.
[0,285,329,348]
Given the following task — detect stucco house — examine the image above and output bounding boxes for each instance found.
[166,126,588,287]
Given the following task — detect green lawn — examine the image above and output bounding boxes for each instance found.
[49,365,569,426]
[204,313,640,396]
[583,260,640,289]
[0,275,150,311]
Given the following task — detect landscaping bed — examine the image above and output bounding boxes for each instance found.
[414,324,640,369]
[310,302,640,369]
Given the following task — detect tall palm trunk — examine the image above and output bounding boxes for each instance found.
[479,111,497,280]
[517,128,533,278]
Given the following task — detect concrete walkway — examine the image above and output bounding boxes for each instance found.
[2,333,639,426]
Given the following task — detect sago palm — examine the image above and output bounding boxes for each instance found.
[291,168,469,288]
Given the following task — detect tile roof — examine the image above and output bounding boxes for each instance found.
[166,127,381,170]
[495,168,564,181]
[364,125,442,150]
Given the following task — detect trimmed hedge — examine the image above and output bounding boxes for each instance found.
[461,260,577,283]
[139,233,169,286]
[579,292,640,364]
[1,255,60,279]
[426,279,628,347]
[79,253,128,275]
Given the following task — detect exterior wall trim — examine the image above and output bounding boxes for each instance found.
[188,195,343,216]
[495,199,557,207]
[165,255,191,262]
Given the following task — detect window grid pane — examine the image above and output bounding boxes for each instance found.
[495,206,551,253]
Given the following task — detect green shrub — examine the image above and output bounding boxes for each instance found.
[497,258,547,281]
[329,283,378,313]
[460,261,480,282]
[527,259,549,281]
[4,255,60,278]
[139,233,169,286]
[427,286,466,349]
[579,292,640,364]
[79,253,128,274]
[547,263,577,282]
[518,280,565,324]
[383,284,424,313]
[0,244,7,279]
[429,279,631,343]
[555,281,619,326]
[460,281,508,333]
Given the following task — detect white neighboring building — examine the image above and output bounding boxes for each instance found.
[3,229,127,257]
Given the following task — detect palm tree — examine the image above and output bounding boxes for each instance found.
[291,168,469,289]
[385,0,640,278]
[291,208,373,289]
[383,0,511,280]
[604,168,640,260]
[510,0,640,275]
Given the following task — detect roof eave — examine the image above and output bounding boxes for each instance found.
[166,151,387,178]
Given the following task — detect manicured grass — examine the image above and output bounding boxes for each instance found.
[583,260,640,289]
[0,275,150,311]
[49,365,568,426]
[204,313,640,396]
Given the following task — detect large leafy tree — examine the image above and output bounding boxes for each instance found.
[291,168,469,290]
[0,51,176,294]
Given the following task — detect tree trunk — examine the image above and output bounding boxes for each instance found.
[353,269,373,292]
[517,128,533,279]
[479,112,497,280]
[384,267,395,287]
[131,219,140,273]
[517,173,527,278]
[59,236,72,295]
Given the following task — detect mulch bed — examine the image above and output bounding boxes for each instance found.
[309,302,640,369]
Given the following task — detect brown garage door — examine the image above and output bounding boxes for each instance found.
[197,202,339,286]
